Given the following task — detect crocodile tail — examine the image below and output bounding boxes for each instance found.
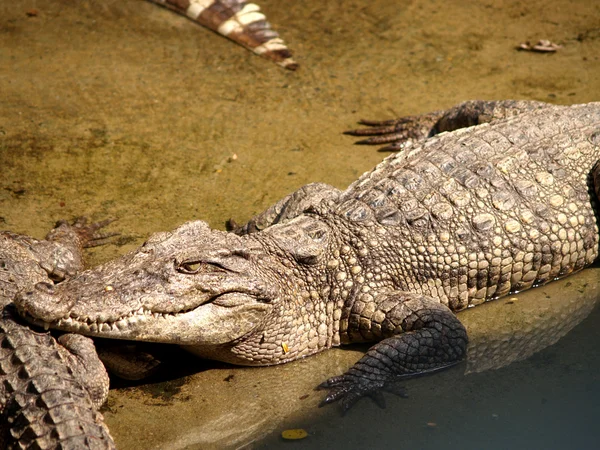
[148,0,298,70]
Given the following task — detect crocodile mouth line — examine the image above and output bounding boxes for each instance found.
[19,306,176,334]
[19,291,266,334]
[57,307,176,333]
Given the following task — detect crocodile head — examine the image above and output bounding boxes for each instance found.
[15,217,335,364]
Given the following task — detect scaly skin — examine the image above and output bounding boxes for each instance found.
[16,101,600,409]
[0,220,115,448]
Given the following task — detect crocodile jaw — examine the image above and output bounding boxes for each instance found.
[19,292,271,345]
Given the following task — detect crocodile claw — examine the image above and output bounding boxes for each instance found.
[345,112,443,151]
[69,217,119,248]
[318,374,388,412]
[343,124,401,137]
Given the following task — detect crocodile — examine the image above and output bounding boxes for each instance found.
[146,0,298,69]
[0,219,116,449]
[15,100,600,409]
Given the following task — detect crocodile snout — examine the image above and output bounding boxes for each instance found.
[14,281,75,323]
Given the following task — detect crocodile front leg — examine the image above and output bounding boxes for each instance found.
[228,182,341,234]
[320,292,467,411]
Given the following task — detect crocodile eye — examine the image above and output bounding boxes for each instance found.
[176,260,227,274]
[178,262,202,274]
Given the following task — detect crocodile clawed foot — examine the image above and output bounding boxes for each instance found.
[344,112,443,151]
[69,217,119,248]
[344,123,403,137]
[317,373,394,413]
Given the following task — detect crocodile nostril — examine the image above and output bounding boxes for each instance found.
[34,282,56,294]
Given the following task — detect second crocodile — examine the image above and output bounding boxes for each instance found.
[0,220,115,449]
[15,100,600,409]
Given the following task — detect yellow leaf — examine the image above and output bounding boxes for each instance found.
[281,429,308,440]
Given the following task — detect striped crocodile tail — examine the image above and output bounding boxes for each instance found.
[149,0,298,70]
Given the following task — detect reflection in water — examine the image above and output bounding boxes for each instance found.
[463,268,599,374]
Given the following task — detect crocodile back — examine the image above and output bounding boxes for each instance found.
[334,103,600,310]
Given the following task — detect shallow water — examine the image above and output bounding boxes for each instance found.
[1,0,599,448]
[257,268,600,450]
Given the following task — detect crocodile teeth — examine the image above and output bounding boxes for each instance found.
[126,314,147,325]
[115,320,128,331]
[89,323,99,333]
[97,313,110,323]
[100,323,111,333]
[58,317,73,328]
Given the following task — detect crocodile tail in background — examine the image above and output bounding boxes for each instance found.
[148,0,298,70]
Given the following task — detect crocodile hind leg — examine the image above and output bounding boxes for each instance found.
[319,292,467,411]
[228,182,341,234]
[345,99,550,151]
[345,110,445,151]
